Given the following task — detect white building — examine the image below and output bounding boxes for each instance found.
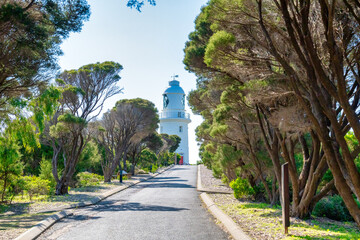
[159,77,191,164]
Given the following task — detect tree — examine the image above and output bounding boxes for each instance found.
[0,0,90,121]
[0,127,23,202]
[76,140,102,174]
[127,0,156,11]
[138,148,158,169]
[93,98,158,182]
[184,0,350,222]
[114,98,159,179]
[127,133,163,175]
[32,61,123,194]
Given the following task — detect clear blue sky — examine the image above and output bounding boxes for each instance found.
[58,0,207,164]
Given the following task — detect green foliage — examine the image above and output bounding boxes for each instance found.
[0,0,90,121]
[39,156,56,190]
[115,98,159,130]
[230,177,255,199]
[143,133,163,153]
[138,149,158,169]
[312,195,360,221]
[22,176,51,200]
[204,30,235,67]
[151,165,158,173]
[0,132,23,202]
[76,141,102,174]
[30,86,63,133]
[169,135,181,153]
[127,0,156,11]
[76,172,103,187]
[58,113,86,125]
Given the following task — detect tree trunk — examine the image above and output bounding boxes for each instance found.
[131,164,135,176]
[55,179,69,195]
[1,172,7,202]
[103,167,112,182]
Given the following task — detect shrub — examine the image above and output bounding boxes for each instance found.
[229,177,255,199]
[76,172,103,187]
[151,165,158,173]
[23,176,51,200]
[312,195,359,221]
[39,156,56,191]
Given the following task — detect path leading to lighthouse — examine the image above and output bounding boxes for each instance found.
[37,166,230,240]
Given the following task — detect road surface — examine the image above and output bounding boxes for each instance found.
[38,165,230,240]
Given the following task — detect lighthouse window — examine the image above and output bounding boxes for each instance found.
[179,126,183,132]
[163,94,169,108]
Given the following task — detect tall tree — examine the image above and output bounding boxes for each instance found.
[93,98,158,182]
[184,0,352,222]
[0,0,90,120]
[32,61,123,194]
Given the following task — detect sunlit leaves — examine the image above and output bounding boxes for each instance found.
[204,30,235,67]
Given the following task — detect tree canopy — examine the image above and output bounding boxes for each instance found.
[184,0,360,226]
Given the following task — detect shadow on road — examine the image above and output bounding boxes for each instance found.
[168,168,190,171]
[132,182,195,189]
[90,202,188,213]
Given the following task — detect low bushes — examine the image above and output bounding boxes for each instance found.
[22,176,51,200]
[229,177,255,199]
[76,172,103,187]
[151,165,158,173]
[312,195,360,222]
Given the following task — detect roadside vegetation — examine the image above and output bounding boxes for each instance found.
[215,194,360,240]
[185,0,360,230]
[0,0,182,223]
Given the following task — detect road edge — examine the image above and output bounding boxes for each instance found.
[14,165,174,240]
[197,165,252,240]
[14,210,73,240]
[197,165,232,194]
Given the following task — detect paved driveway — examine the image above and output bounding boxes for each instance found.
[38,166,229,240]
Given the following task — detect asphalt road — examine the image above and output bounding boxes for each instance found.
[37,165,230,240]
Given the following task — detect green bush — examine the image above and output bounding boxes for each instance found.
[23,176,51,200]
[312,195,359,221]
[76,172,103,187]
[151,165,158,173]
[229,177,255,199]
[39,156,56,191]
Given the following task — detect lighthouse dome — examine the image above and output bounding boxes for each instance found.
[164,80,185,94]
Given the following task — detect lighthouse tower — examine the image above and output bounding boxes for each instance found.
[159,76,191,164]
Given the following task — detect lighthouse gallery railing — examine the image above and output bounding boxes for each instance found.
[159,111,190,119]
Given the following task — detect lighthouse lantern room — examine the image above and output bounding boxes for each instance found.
[159,75,191,164]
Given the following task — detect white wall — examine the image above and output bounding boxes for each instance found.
[160,120,190,164]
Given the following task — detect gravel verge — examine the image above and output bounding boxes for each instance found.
[200,165,232,192]
[199,165,360,239]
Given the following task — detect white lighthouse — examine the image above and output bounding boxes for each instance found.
[159,76,191,164]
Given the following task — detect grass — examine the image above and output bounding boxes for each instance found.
[0,204,9,214]
[0,212,53,230]
[215,197,360,240]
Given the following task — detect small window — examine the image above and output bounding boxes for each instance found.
[179,126,183,132]
[178,112,182,117]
